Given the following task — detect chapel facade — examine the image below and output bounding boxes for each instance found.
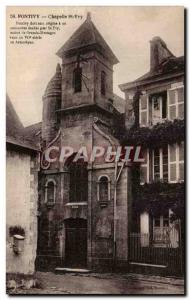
[36,13,131,272]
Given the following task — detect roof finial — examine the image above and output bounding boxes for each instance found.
[86,12,91,22]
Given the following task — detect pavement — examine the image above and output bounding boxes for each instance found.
[10,271,185,295]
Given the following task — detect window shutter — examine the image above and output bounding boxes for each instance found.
[162,146,168,182]
[140,149,149,184]
[168,89,177,120]
[153,148,160,181]
[179,142,184,181]
[168,85,184,120]
[139,94,149,126]
[177,86,184,119]
[169,144,177,182]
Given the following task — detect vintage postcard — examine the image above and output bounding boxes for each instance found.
[6,6,185,295]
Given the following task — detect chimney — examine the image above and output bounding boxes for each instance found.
[150,36,173,73]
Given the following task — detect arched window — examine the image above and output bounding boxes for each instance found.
[45,179,56,205]
[73,67,82,93]
[65,154,88,203]
[97,175,111,204]
[101,71,106,96]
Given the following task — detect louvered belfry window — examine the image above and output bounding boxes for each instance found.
[101,71,106,95]
[73,67,82,93]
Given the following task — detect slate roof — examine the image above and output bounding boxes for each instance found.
[23,122,42,147]
[57,14,118,64]
[44,64,62,97]
[6,95,39,151]
[119,55,184,91]
[113,94,125,113]
[6,94,24,138]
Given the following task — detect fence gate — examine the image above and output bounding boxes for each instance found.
[129,229,183,276]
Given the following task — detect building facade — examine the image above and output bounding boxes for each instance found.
[120,37,184,274]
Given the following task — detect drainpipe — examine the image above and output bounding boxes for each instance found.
[113,161,118,270]
[113,161,126,270]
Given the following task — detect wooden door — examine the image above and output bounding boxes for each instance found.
[65,219,87,268]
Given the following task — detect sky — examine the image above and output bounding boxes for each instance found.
[7,6,184,126]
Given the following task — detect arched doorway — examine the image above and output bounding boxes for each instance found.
[65,218,87,268]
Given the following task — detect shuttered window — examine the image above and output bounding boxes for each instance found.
[140,144,184,184]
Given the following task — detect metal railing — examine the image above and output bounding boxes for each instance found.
[129,230,183,275]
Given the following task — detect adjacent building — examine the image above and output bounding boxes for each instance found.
[6,95,39,278]
[119,37,184,273]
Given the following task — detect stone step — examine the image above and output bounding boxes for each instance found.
[55,267,91,274]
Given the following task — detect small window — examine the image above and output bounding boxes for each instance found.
[150,92,167,125]
[73,67,82,93]
[97,175,110,203]
[45,180,56,205]
[152,147,168,182]
[101,71,106,96]
[153,211,170,245]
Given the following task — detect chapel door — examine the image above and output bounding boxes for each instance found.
[65,218,87,268]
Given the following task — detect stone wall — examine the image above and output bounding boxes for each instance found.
[89,163,131,271]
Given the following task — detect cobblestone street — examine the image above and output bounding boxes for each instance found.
[10,272,185,295]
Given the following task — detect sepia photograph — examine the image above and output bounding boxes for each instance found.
[6,6,185,295]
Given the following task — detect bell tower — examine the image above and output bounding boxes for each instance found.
[56,13,119,112]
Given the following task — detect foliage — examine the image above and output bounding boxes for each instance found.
[122,119,184,148]
[132,180,184,218]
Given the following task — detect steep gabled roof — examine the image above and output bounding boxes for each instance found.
[6,95,39,151]
[6,94,24,138]
[57,13,118,64]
